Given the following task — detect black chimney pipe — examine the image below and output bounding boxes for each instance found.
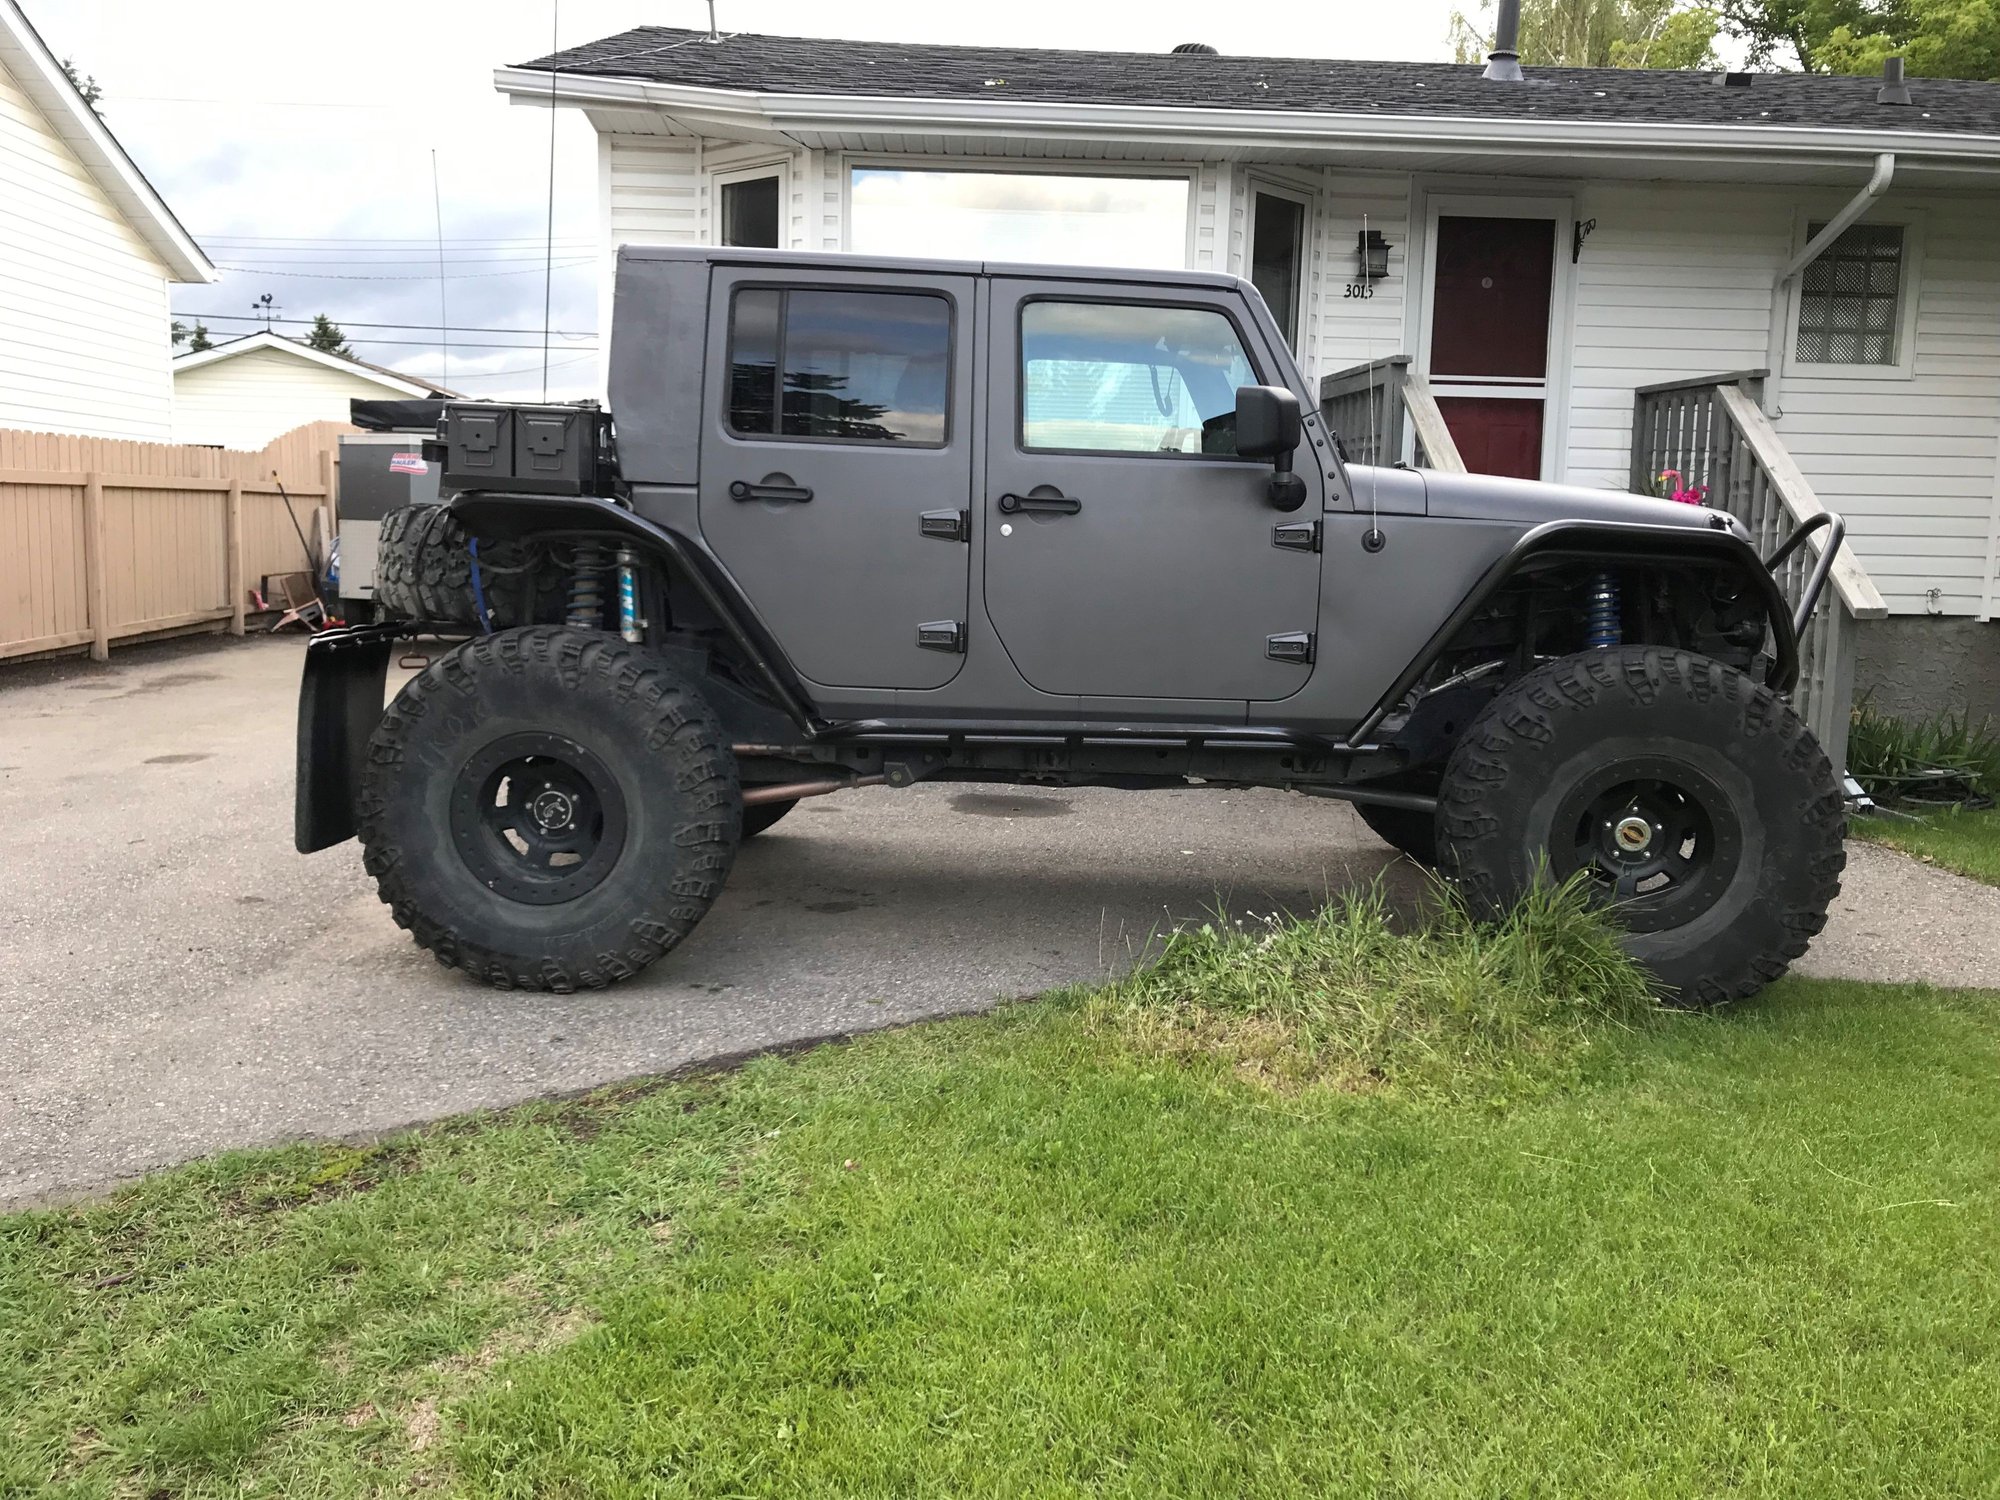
[1877,56,1912,105]
[1484,0,1524,81]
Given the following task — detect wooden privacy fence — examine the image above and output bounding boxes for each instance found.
[0,421,349,662]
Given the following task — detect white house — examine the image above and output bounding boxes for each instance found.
[171,330,456,451]
[0,0,213,440]
[495,25,2000,719]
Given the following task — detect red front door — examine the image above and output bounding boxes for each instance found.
[1427,214,1557,481]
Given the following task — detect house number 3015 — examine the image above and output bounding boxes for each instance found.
[1343,282,1376,299]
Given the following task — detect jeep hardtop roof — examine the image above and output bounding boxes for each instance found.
[616,242,1251,293]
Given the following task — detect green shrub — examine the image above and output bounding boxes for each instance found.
[1848,702,2000,806]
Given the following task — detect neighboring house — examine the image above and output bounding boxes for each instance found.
[0,0,213,440]
[496,26,2000,720]
[171,331,456,451]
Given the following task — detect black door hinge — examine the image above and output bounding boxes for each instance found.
[1272,519,1321,553]
[1265,631,1315,665]
[920,508,969,542]
[917,620,966,653]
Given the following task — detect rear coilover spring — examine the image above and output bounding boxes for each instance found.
[1585,571,1622,649]
[567,541,610,630]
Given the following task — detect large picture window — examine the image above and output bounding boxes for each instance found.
[727,288,951,445]
[1795,221,1906,367]
[1019,300,1256,456]
[850,169,1189,269]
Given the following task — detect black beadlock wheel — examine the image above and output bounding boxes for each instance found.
[356,627,741,991]
[1353,801,1439,866]
[1437,646,1845,1007]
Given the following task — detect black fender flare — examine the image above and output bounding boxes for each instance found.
[445,491,823,735]
[1349,518,1799,744]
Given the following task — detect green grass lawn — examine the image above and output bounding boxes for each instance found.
[6,902,1999,1497]
[1852,805,2000,887]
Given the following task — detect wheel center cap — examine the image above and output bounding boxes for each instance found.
[530,789,575,832]
[1613,814,1654,853]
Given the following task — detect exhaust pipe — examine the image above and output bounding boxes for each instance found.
[1484,0,1524,81]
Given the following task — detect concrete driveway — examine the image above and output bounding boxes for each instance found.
[4,635,1998,1207]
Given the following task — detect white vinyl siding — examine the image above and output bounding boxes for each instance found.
[171,347,414,450]
[1300,171,1411,384]
[1560,182,2000,616]
[0,60,173,440]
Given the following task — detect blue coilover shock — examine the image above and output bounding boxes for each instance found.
[567,541,609,629]
[1585,571,1622,649]
[615,547,642,643]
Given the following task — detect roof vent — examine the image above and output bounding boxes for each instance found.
[1171,41,1218,55]
[1482,0,1524,81]
[1713,70,1756,86]
[1878,56,1912,105]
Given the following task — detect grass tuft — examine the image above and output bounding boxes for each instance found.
[1090,871,1658,1094]
[1848,700,2000,806]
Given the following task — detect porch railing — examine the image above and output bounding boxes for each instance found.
[1632,372,1889,778]
[1318,356,1468,473]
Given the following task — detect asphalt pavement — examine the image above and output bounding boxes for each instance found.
[3,634,1997,1207]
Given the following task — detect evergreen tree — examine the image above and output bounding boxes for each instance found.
[305,314,355,360]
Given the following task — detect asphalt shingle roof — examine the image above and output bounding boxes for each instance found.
[519,27,2000,138]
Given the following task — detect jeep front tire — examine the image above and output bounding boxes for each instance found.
[1437,646,1845,1006]
[357,627,740,990]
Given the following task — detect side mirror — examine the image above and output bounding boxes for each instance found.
[1234,384,1307,512]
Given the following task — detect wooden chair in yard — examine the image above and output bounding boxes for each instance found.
[264,571,327,632]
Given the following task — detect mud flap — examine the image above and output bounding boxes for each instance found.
[294,624,404,852]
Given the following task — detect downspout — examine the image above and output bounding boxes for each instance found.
[1764,151,1895,416]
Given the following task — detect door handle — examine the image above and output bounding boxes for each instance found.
[997,491,1081,515]
[729,479,813,503]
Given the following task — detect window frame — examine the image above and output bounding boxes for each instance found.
[710,159,790,249]
[1014,294,1272,463]
[1784,208,1924,382]
[1244,176,1314,354]
[722,282,956,450]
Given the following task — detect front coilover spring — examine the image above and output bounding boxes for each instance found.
[567,541,610,630]
[1585,571,1622,650]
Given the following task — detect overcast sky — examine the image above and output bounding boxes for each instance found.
[40,1,1463,399]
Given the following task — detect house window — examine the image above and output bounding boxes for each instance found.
[849,168,1190,269]
[1019,300,1256,456]
[719,173,782,248]
[1247,186,1308,351]
[727,287,950,445]
[1795,221,1906,367]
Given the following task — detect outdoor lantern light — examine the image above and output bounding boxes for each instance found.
[1357,229,1391,281]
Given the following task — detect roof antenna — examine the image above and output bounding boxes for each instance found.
[542,0,559,400]
[431,148,449,387]
[705,0,722,41]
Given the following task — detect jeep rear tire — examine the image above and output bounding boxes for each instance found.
[1437,646,1844,1007]
[1353,801,1438,866]
[357,626,740,991]
[374,504,557,628]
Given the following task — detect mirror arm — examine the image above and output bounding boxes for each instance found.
[1268,450,1308,512]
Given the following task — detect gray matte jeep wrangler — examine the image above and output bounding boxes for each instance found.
[297,245,1848,1003]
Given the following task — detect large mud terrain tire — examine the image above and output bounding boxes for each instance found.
[373,504,557,628]
[1438,645,1845,1006]
[1354,801,1438,866]
[357,627,740,991]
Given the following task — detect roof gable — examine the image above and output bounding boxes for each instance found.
[0,0,212,282]
[172,331,456,398]
[517,26,2000,142]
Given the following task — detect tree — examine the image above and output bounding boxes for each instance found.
[60,58,101,112]
[1719,0,2000,77]
[187,323,213,353]
[305,313,355,360]
[1450,0,1723,68]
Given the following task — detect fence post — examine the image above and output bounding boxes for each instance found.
[226,478,245,637]
[82,473,109,662]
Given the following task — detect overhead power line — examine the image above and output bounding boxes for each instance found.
[172,312,598,337]
[199,234,596,246]
[213,260,593,280]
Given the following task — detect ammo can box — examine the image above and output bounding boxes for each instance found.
[440,402,613,496]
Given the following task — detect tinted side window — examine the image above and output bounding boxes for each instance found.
[727,288,950,445]
[1020,301,1257,456]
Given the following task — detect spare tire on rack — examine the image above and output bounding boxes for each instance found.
[373,504,562,628]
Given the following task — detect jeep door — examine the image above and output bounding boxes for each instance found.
[699,267,975,690]
[982,283,1323,703]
